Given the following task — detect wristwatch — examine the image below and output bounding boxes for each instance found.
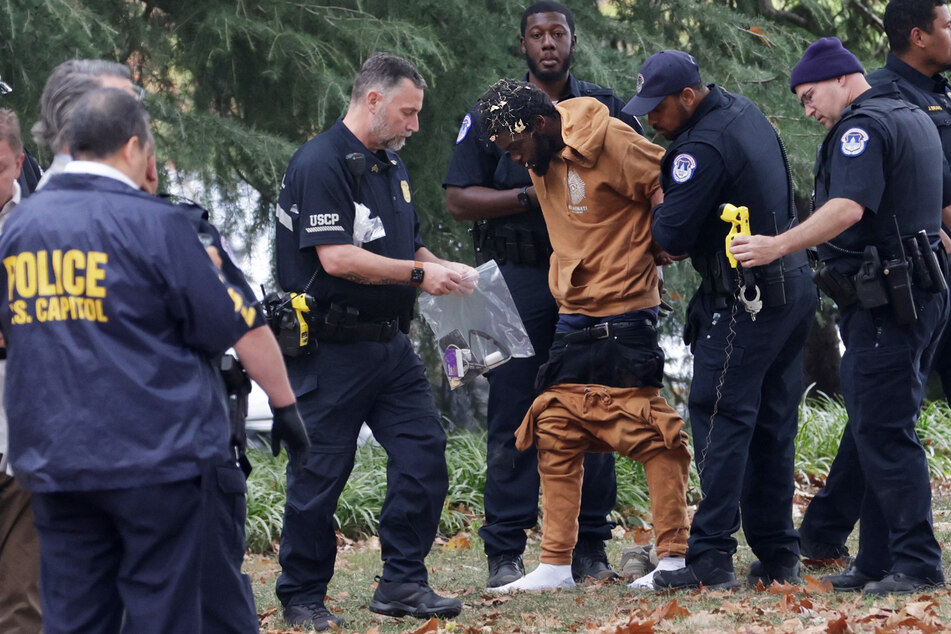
[517,186,532,211]
[411,261,425,286]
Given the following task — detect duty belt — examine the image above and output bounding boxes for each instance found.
[554,319,656,344]
[471,222,552,268]
[309,316,401,343]
[694,250,808,310]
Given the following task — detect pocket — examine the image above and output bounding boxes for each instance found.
[552,256,590,301]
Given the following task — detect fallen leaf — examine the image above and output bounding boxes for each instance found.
[804,575,833,594]
[650,598,690,622]
[410,618,439,633]
[444,532,472,550]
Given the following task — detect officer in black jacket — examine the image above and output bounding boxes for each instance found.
[799,0,951,563]
[442,1,642,588]
[732,37,949,595]
[625,50,816,590]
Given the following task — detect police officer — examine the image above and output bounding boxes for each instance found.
[732,37,949,594]
[0,87,310,633]
[34,58,267,634]
[799,0,951,563]
[623,50,816,590]
[274,53,472,630]
[443,1,642,588]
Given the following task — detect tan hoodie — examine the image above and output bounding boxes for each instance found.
[532,98,664,316]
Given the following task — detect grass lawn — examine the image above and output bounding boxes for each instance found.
[245,483,951,633]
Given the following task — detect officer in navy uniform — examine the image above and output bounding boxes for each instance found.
[799,0,951,563]
[442,1,642,588]
[623,50,816,590]
[732,37,949,594]
[0,87,310,633]
[275,53,472,631]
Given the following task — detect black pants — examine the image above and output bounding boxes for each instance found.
[276,333,449,607]
[686,268,816,566]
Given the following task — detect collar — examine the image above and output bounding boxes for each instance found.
[64,160,141,190]
[0,180,20,218]
[671,84,725,140]
[520,72,582,102]
[842,82,901,116]
[334,118,396,172]
[884,53,951,94]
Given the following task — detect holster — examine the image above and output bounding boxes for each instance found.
[471,221,552,268]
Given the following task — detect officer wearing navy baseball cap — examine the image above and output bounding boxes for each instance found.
[622,50,701,117]
[627,49,816,591]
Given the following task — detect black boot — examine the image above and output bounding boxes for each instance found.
[571,540,620,582]
[283,602,345,631]
[487,552,524,588]
[369,579,462,619]
[653,550,739,591]
[864,573,944,596]
[748,556,802,586]
[822,565,882,592]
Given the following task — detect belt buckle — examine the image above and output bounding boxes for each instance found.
[589,322,610,340]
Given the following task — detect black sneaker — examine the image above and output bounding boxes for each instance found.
[653,551,739,591]
[571,540,620,582]
[487,552,524,588]
[369,579,462,619]
[822,565,882,592]
[283,602,345,631]
[864,573,944,596]
[748,559,802,586]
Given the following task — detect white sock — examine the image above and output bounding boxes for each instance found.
[487,563,576,593]
[628,556,686,589]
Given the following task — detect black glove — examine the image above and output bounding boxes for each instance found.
[270,403,311,473]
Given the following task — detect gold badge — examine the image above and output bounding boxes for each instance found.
[401,180,412,203]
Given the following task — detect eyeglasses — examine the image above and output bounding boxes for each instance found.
[0,78,11,96]
[799,84,817,108]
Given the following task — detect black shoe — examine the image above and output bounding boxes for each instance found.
[369,579,462,619]
[748,559,802,586]
[653,551,739,591]
[571,540,620,582]
[863,573,944,596]
[487,552,524,588]
[799,534,850,561]
[822,565,882,592]
[283,602,345,631]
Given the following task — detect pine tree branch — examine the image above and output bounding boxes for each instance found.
[756,0,812,31]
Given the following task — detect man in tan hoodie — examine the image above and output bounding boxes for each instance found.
[478,78,691,592]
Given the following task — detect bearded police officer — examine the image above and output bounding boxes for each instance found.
[442,1,643,588]
[274,53,472,630]
[731,37,949,595]
[625,50,816,590]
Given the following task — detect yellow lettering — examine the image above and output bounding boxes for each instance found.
[52,250,64,295]
[14,252,37,299]
[241,306,256,327]
[227,287,245,314]
[11,300,30,324]
[37,251,57,296]
[4,256,16,301]
[62,250,85,296]
[35,298,47,321]
[59,296,71,319]
[86,252,107,298]
[95,299,108,323]
[45,296,61,321]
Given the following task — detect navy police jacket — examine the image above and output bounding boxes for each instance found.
[652,85,797,261]
[0,173,257,492]
[814,84,944,274]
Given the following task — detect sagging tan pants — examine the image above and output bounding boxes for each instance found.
[515,384,690,565]
[0,472,42,634]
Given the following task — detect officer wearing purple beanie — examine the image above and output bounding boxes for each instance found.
[731,36,950,595]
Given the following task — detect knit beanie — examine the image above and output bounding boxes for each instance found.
[790,37,864,92]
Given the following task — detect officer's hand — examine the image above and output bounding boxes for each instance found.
[729,234,782,268]
[420,262,462,296]
[444,262,478,296]
[270,403,311,473]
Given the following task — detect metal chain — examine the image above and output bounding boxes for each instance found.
[695,276,742,491]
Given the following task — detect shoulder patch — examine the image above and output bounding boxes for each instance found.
[671,153,698,184]
[455,114,472,144]
[840,127,869,157]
